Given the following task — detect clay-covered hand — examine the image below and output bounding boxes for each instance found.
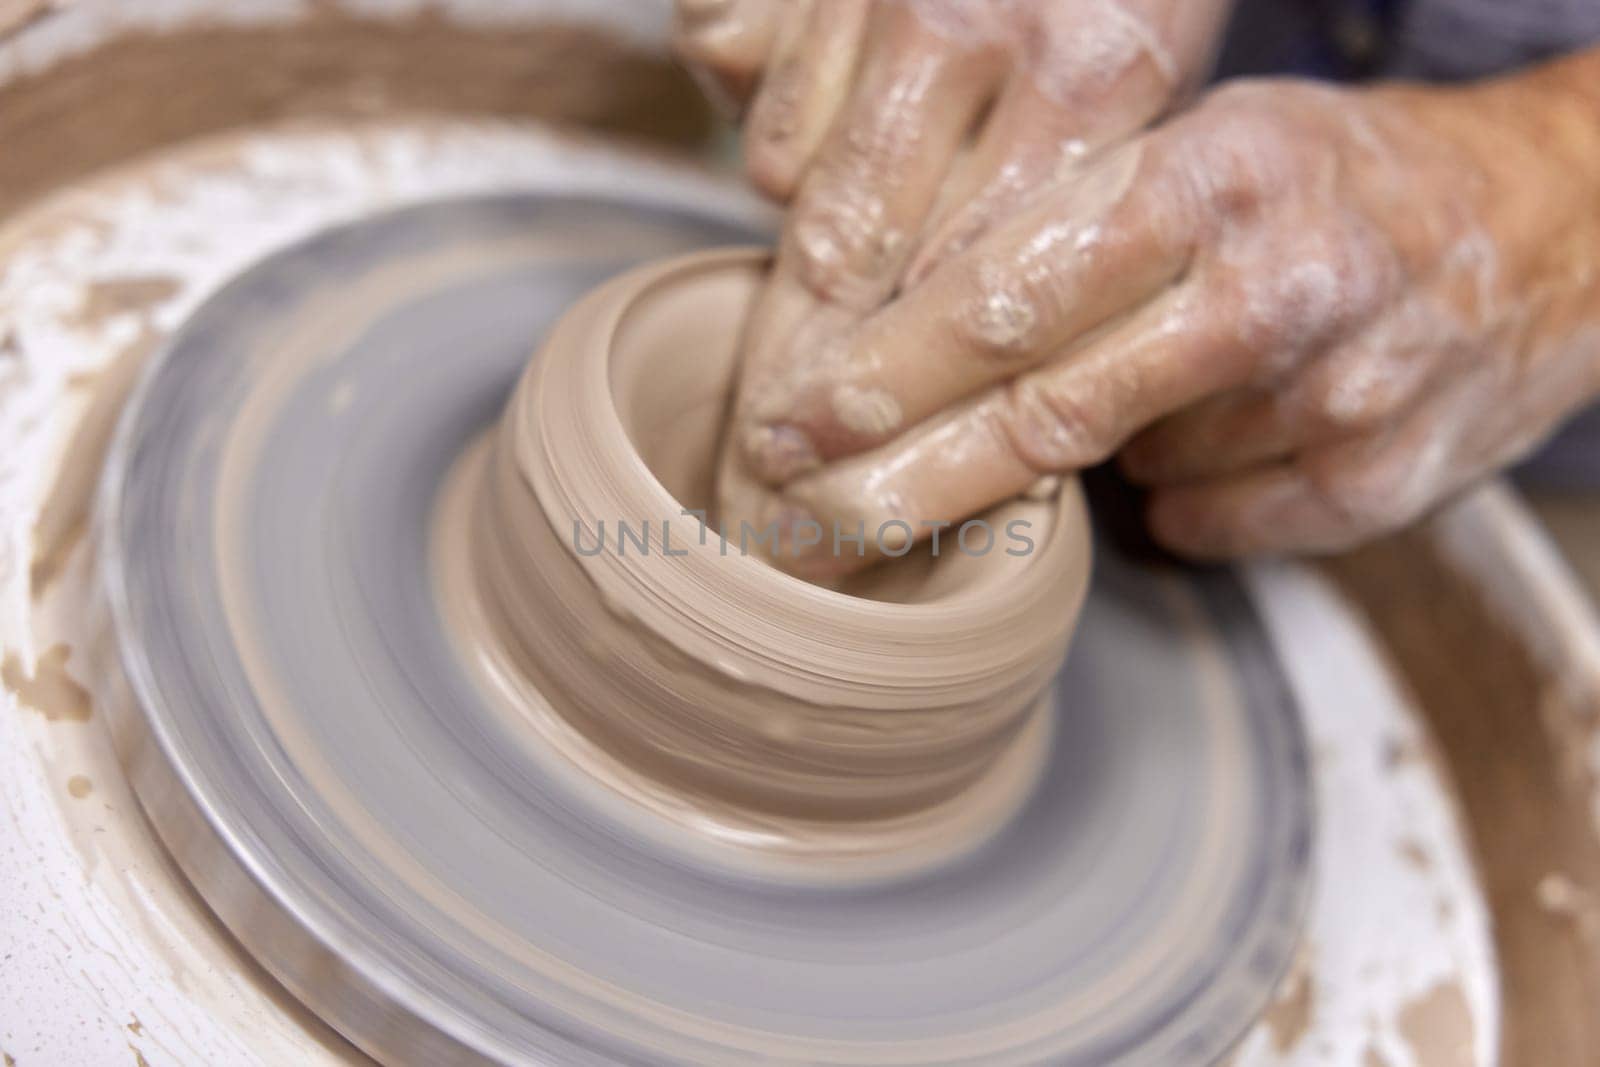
[675,0,1235,546]
[738,62,1600,569]
[675,0,1229,246]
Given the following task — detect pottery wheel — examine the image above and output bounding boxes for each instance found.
[101,193,1312,1065]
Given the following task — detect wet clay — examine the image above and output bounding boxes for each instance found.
[436,249,1092,872]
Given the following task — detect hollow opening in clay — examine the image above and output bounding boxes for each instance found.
[606,260,1059,605]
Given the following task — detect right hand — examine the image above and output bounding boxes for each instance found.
[672,0,1236,531]
[718,71,1600,570]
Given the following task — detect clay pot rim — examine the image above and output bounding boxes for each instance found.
[515,247,1091,692]
[604,249,1088,614]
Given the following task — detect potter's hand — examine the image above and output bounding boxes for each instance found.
[674,0,1228,245]
[741,60,1600,568]
[674,0,1233,547]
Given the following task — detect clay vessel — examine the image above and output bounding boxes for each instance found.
[440,249,1092,871]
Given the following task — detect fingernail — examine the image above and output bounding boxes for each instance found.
[742,423,820,483]
[1023,475,1062,502]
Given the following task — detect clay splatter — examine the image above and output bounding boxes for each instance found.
[66,774,92,799]
[3,644,92,721]
[1398,980,1475,1067]
[73,275,181,331]
[1263,952,1314,1054]
[1398,837,1433,871]
[1537,871,1600,940]
[31,331,160,596]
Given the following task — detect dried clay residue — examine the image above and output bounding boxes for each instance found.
[1397,837,1433,871]
[32,328,163,595]
[1262,950,1314,1055]
[1538,871,1600,941]
[1399,980,1476,1067]
[1326,526,1600,1064]
[66,773,91,798]
[3,642,92,721]
[73,275,181,334]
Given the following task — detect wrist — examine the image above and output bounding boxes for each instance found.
[1364,61,1600,409]
[1415,50,1600,189]
[1453,55,1600,412]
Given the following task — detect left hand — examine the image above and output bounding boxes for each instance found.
[734,67,1600,573]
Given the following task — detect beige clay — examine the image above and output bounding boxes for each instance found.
[435,249,1092,876]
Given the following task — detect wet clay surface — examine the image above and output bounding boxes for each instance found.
[1326,527,1600,1065]
[0,7,711,220]
[443,249,1089,868]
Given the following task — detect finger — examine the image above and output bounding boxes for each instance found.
[775,0,1007,310]
[674,0,783,112]
[760,289,1251,577]
[740,140,1203,481]
[763,392,1041,580]
[714,282,857,534]
[1121,338,1447,484]
[1146,386,1479,559]
[722,1,1008,512]
[905,25,1182,287]
[904,0,1236,283]
[743,0,871,200]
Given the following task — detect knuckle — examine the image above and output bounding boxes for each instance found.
[1234,224,1400,364]
[1299,357,1413,435]
[948,258,1048,362]
[1176,83,1315,217]
[1020,13,1160,111]
[996,377,1114,472]
[1302,453,1410,536]
[785,186,902,306]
